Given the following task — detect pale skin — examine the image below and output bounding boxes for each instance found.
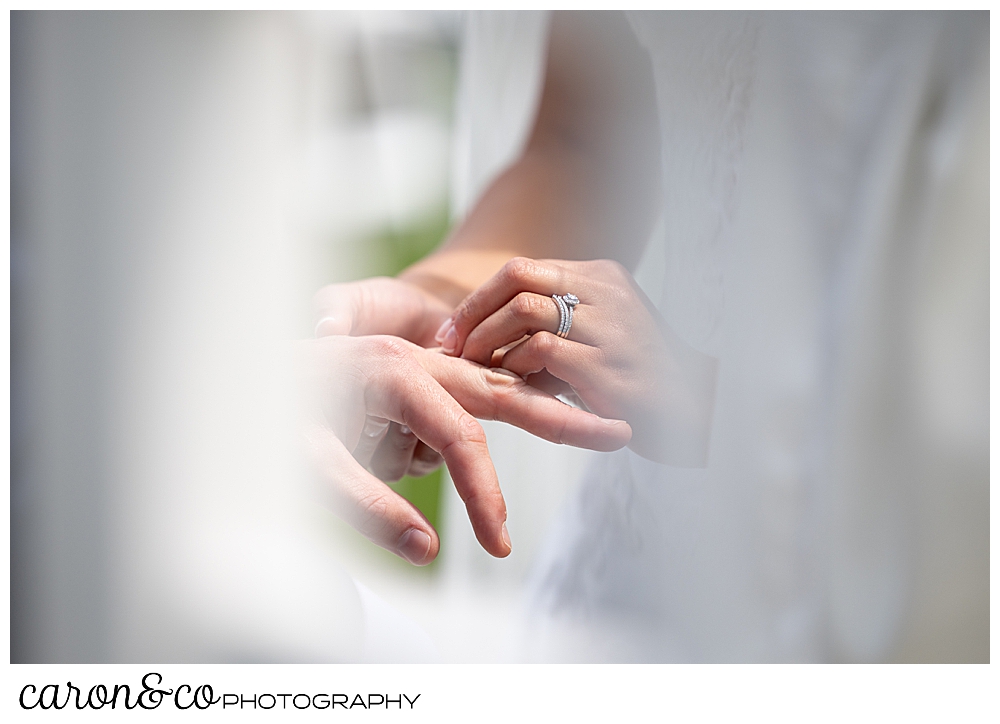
[312,12,718,560]
[296,334,631,564]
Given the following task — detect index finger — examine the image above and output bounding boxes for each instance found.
[417,350,632,452]
[437,257,568,358]
[364,342,511,558]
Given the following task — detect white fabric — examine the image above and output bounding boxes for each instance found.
[450,10,551,219]
[440,10,599,596]
[354,580,441,663]
[451,11,988,662]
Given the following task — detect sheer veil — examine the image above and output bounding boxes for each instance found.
[447,10,988,663]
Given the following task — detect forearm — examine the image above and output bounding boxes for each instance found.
[399,11,660,309]
[399,142,599,307]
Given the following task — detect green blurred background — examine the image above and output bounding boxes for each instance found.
[320,208,454,576]
[311,16,461,575]
[361,207,451,570]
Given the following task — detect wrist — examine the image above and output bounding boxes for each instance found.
[397,268,470,310]
[399,248,519,309]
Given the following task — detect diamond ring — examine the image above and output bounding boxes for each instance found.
[552,293,579,339]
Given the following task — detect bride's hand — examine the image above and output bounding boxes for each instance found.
[295,334,632,565]
[434,257,718,466]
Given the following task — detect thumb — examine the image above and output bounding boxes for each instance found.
[314,312,352,337]
[314,278,453,345]
[314,282,362,337]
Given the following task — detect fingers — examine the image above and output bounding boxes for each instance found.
[366,344,511,558]
[305,423,440,566]
[313,280,368,336]
[498,332,608,408]
[436,257,570,356]
[461,292,558,364]
[368,422,419,482]
[437,427,511,558]
[365,424,446,481]
[407,441,444,478]
[522,369,574,398]
[351,415,390,469]
[314,278,452,346]
[417,349,631,452]
[365,423,443,482]
[460,291,597,366]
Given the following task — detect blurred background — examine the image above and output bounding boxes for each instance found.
[11,10,582,663]
[10,11,989,663]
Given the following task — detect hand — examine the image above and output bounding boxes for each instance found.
[313,278,463,479]
[313,277,453,347]
[434,257,718,466]
[295,334,632,565]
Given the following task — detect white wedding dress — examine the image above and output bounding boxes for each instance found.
[448,11,988,662]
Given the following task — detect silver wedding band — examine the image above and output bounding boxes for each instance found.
[552,293,580,339]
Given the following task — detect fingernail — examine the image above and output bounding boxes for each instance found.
[488,367,522,381]
[399,425,412,436]
[434,318,454,343]
[442,325,458,354]
[314,315,347,337]
[397,528,432,566]
[501,522,511,552]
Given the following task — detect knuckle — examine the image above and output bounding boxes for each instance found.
[451,302,470,328]
[355,491,392,530]
[453,299,478,329]
[532,331,558,355]
[608,283,633,307]
[455,414,487,445]
[483,366,521,389]
[370,336,409,360]
[511,292,541,318]
[481,369,519,417]
[504,256,536,284]
[597,258,627,279]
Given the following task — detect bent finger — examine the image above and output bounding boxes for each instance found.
[351,415,390,469]
[369,422,420,482]
[407,441,444,478]
[304,423,439,565]
[418,350,631,452]
[499,332,610,411]
[437,257,572,357]
[462,291,600,366]
[367,354,510,558]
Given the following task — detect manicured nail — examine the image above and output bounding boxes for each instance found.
[434,318,454,343]
[501,523,511,552]
[314,315,346,337]
[442,325,458,354]
[397,528,432,566]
